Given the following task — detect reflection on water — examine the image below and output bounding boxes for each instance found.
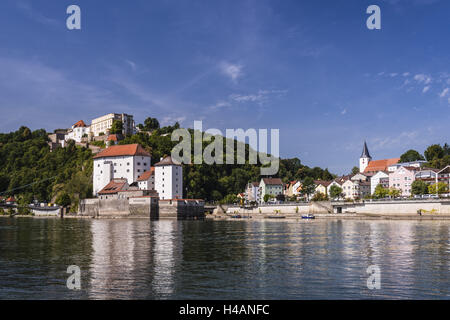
[1,218,450,299]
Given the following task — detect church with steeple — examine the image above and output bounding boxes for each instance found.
[359,141,400,175]
[359,141,372,172]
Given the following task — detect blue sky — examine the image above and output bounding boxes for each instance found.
[0,0,449,174]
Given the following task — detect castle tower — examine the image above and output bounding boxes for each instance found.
[359,141,372,173]
[154,156,183,200]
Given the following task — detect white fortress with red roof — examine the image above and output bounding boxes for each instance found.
[154,156,183,200]
[93,144,151,195]
[65,120,90,143]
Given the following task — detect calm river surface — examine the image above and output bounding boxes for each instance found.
[1,217,450,299]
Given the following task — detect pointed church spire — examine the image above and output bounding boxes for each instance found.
[361,141,371,158]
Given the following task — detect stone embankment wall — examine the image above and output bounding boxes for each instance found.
[335,199,450,215]
[159,200,205,219]
[226,203,310,215]
[224,200,450,216]
[79,197,204,219]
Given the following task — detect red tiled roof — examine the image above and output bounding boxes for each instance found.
[154,156,181,166]
[98,179,128,195]
[137,167,155,181]
[73,120,87,128]
[93,144,151,159]
[6,196,16,202]
[106,134,118,141]
[364,158,400,173]
[314,180,332,187]
[262,178,283,185]
[335,175,352,183]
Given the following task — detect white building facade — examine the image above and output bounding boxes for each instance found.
[91,113,135,137]
[138,167,155,191]
[65,120,90,143]
[93,144,151,196]
[154,156,183,200]
[245,182,260,203]
[370,171,389,195]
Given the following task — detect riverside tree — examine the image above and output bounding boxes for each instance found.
[428,182,449,195]
[329,185,343,199]
[411,180,428,195]
[300,177,316,199]
[388,187,401,198]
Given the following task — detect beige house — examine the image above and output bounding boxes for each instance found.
[342,179,371,200]
[314,180,331,195]
[91,113,135,137]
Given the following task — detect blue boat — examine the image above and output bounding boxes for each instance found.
[301,214,315,219]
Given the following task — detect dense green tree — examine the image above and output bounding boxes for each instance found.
[351,166,360,175]
[411,180,429,195]
[0,127,93,207]
[263,194,272,203]
[329,185,343,199]
[424,144,444,162]
[56,192,72,207]
[443,143,450,156]
[300,177,316,198]
[110,120,123,134]
[428,182,449,195]
[143,117,160,131]
[388,188,401,198]
[400,149,425,163]
[373,184,389,199]
[311,192,328,202]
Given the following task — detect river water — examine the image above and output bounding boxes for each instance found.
[0,217,450,299]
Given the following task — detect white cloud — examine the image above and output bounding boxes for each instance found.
[229,89,287,104]
[341,108,347,115]
[209,101,231,110]
[125,60,137,71]
[403,72,410,77]
[161,116,186,126]
[219,62,243,82]
[422,86,430,93]
[371,131,420,150]
[230,93,264,103]
[439,88,449,98]
[414,74,432,84]
[17,1,59,27]
[390,73,398,77]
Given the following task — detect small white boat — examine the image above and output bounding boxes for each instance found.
[301,213,315,219]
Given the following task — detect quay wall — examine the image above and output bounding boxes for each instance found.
[225,200,450,216]
[226,203,310,215]
[79,197,204,219]
[336,200,450,215]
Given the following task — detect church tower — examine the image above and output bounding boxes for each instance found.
[359,141,372,173]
